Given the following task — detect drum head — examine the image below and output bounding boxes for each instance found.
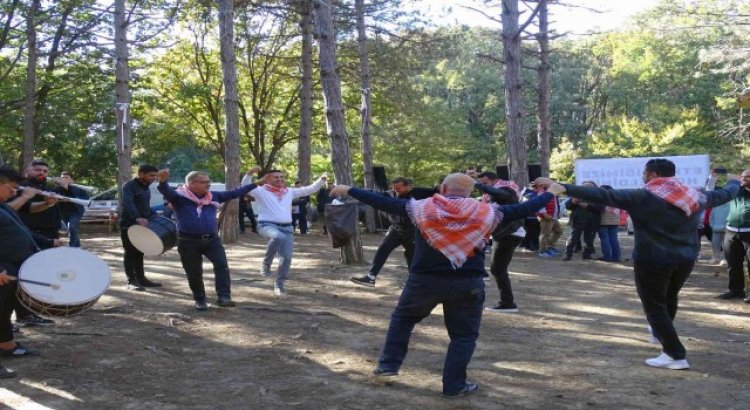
[128,224,165,255]
[19,247,110,305]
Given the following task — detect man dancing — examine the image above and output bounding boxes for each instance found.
[158,168,260,310]
[243,168,327,297]
[330,173,555,397]
[535,158,740,370]
[350,177,435,287]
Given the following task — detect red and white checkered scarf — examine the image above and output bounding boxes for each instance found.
[406,194,500,269]
[263,184,288,201]
[644,177,706,216]
[482,179,520,203]
[176,185,221,217]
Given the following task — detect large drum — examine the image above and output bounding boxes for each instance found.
[127,216,177,255]
[17,248,111,317]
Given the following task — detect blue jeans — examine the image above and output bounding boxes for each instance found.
[177,236,231,301]
[598,225,621,261]
[378,274,484,395]
[258,222,295,287]
[62,212,82,247]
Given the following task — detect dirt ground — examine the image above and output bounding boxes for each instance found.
[1,223,748,410]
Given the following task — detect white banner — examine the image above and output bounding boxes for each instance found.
[574,155,710,189]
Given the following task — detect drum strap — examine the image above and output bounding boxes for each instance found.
[0,205,41,252]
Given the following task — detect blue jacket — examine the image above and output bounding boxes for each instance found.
[158,182,257,235]
[348,188,553,276]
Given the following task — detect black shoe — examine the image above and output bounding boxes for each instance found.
[562,255,572,261]
[717,291,746,300]
[15,314,55,327]
[582,255,592,260]
[0,364,16,378]
[0,342,38,358]
[351,275,376,287]
[485,303,518,313]
[138,278,162,288]
[443,382,479,398]
[744,295,750,304]
[216,298,236,307]
[126,281,145,291]
[373,367,398,376]
[195,300,209,311]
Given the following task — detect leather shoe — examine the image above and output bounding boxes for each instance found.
[195,300,208,311]
[216,298,236,307]
[139,278,162,288]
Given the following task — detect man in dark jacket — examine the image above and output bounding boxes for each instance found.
[718,169,750,302]
[119,164,161,290]
[536,158,740,370]
[563,181,604,261]
[331,173,554,397]
[0,166,63,373]
[350,177,436,287]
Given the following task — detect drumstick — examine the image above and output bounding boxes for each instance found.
[18,278,61,290]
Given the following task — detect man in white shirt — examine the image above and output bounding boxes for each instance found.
[242,168,327,297]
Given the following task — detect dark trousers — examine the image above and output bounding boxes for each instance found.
[521,218,540,250]
[633,261,694,360]
[292,208,308,234]
[1,281,16,343]
[368,226,414,277]
[239,200,257,233]
[723,231,750,294]
[177,236,231,301]
[30,227,59,240]
[491,235,523,305]
[565,226,596,257]
[120,229,145,282]
[378,274,484,395]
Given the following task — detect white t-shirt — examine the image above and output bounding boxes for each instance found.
[242,175,324,224]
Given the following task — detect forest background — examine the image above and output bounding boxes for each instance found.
[0,0,748,190]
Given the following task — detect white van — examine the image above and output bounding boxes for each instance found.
[84,182,227,221]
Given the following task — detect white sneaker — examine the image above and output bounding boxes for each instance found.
[719,259,728,267]
[646,325,659,344]
[707,258,720,265]
[273,285,288,298]
[645,352,689,370]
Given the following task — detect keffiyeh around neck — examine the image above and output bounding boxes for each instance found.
[263,184,288,200]
[643,177,706,216]
[406,194,500,269]
[176,185,221,217]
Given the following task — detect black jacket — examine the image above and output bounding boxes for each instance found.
[564,181,739,266]
[16,178,63,230]
[0,204,54,276]
[119,178,153,229]
[564,197,604,229]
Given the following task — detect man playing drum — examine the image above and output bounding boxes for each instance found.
[0,166,65,376]
[119,165,162,291]
[157,168,260,311]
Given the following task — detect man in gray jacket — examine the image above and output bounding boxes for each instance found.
[536,158,740,370]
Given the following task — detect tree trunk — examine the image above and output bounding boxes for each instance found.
[114,0,132,201]
[297,0,313,186]
[313,0,363,265]
[501,0,529,187]
[355,0,377,233]
[218,0,240,243]
[21,0,40,168]
[536,0,551,177]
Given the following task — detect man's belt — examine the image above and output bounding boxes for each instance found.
[259,221,293,227]
[178,232,217,240]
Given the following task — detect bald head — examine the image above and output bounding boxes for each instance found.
[440,173,475,197]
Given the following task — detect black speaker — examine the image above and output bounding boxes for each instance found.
[495,164,540,181]
[373,166,389,191]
